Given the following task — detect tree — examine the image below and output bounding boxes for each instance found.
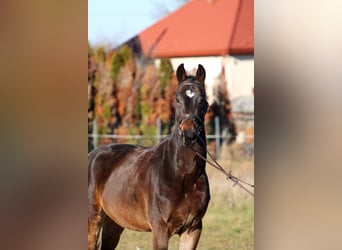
[150,0,189,19]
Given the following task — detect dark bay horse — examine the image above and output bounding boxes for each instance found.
[88,64,210,250]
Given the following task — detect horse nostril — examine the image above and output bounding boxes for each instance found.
[179,117,198,146]
[183,130,196,140]
[182,128,197,147]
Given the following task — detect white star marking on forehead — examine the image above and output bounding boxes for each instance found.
[185,89,195,98]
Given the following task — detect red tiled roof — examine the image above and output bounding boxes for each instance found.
[138,0,254,58]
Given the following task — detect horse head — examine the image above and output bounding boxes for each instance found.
[175,63,209,147]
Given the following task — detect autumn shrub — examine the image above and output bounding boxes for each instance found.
[158,58,173,95]
[109,45,132,81]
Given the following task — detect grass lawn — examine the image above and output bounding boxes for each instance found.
[116,202,253,250]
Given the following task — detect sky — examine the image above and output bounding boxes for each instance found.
[88,0,185,47]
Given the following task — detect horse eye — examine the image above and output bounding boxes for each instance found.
[175,94,180,102]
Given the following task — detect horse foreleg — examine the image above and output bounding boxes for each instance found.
[152,221,170,250]
[100,213,124,250]
[179,221,202,250]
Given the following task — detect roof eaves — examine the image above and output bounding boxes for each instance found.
[149,48,232,58]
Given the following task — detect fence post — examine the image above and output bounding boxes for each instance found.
[215,116,220,159]
[92,119,97,148]
[156,117,161,144]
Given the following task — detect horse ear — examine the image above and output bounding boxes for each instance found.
[196,64,206,83]
[176,63,187,83]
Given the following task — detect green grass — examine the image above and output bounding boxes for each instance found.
[199,202,254,250]
[115,202,254,250]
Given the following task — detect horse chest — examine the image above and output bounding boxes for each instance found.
[167,174,210,233]
[184,180,208,210]
[178,188,204,220]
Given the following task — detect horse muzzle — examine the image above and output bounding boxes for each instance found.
[179,116,197,146]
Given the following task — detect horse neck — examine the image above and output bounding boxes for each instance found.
[167,127,207,174]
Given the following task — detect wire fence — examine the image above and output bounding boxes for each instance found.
[88,115,254,159]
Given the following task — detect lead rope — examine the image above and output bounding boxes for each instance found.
[192,135,255,197]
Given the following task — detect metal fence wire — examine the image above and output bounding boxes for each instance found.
[88,115,254,159]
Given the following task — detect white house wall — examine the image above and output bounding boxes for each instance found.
[225,55,254,100]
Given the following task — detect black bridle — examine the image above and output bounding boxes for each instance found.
[178,114,203,135]
[177,98,208,137]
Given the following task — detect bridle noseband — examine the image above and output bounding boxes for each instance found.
[178,113,204,136]
[177,98,208,136]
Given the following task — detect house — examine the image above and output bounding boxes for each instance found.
[124,0,253,105]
